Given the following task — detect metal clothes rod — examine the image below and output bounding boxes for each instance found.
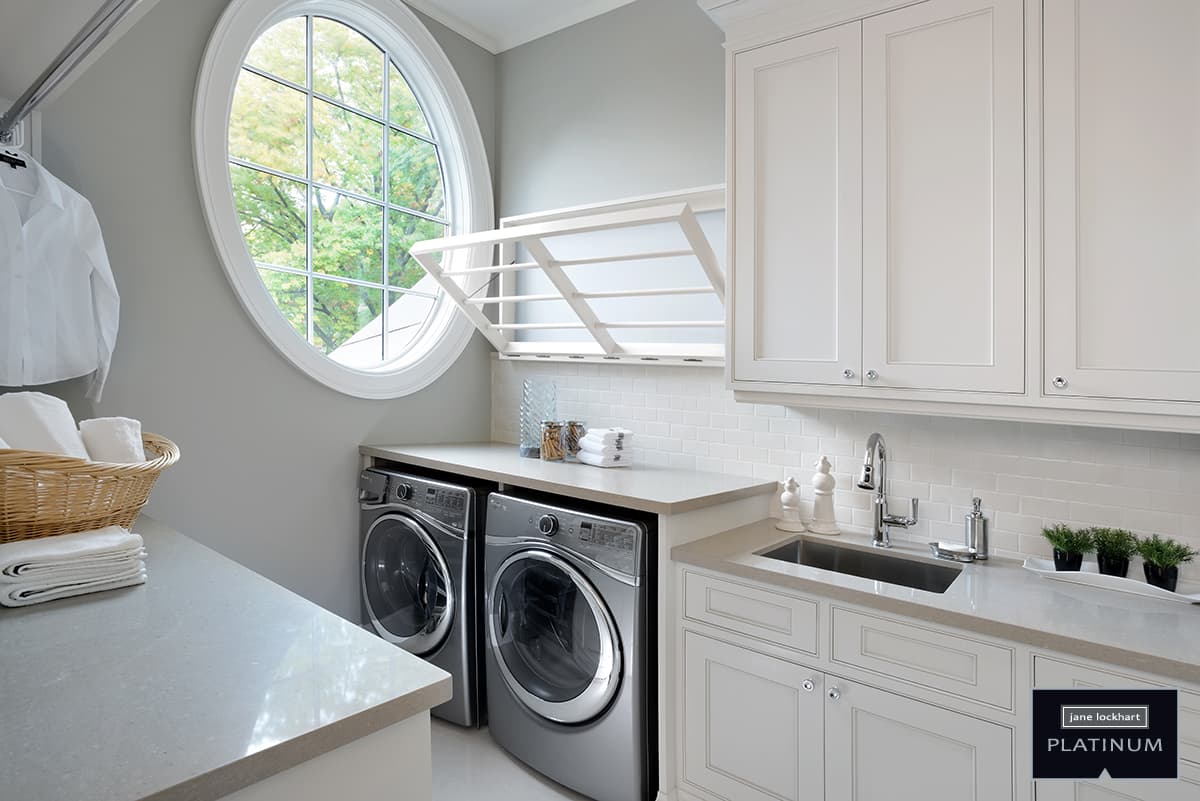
[0,0,143,137]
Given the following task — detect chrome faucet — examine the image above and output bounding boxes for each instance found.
[856,432,919,548]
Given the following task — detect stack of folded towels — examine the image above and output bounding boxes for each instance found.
[577,427,634,468]
[0,527,146,607]
[0,391,150,607]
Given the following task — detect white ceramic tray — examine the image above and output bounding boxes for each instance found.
[1023,559,1200,605]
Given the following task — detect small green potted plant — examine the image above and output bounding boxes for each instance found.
[1042,524,1094,571]
[1089,527,1139,578]
[1137,535,1197,593]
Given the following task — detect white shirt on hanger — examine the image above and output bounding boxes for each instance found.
[0,153,119,401]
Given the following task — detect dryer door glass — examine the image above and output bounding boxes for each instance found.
[490,550,621,724]
[362,514,454,655]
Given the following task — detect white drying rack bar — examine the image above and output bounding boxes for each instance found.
[409,197,726,364]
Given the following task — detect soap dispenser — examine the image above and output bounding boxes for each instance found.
[965,497,988,560]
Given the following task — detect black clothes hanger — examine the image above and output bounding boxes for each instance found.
[0,150,26,169]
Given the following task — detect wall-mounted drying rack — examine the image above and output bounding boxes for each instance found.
[0,0,150,143]
[410,185,727,366]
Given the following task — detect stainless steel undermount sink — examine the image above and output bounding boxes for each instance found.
[757,537,962,594]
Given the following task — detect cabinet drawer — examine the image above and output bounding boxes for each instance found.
[1034,656,1200,767]
[683,570,819,656]
[831,606,1014,710]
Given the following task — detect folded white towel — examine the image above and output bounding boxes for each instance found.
[80,417,146,463]
[0,551,146,584]
[582,427,632,443]
[0,392,88,459]
[578,450,633,468]
[580,441,626,458]
[1,563,146,607]
[0,527,144,581]
[581,433,631,451]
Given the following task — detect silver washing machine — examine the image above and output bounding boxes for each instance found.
[358,468,488,727]
[484,492,654,801]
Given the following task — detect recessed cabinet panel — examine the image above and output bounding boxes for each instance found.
[681,631,824,801]
[683,570,819,655]
[1044,0,1200,402]
[731,22,863,385]
[824,678,1014,801]
[831,606,1014,710]
[1034,656,1200,768]
[861,0,1024,392]
[1033,762,1200,801]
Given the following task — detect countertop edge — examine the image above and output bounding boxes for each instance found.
[140,674,453,801]
[673,549,1200,686]
[359,444,776,515]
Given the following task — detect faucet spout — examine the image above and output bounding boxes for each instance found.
[858,432,917,548]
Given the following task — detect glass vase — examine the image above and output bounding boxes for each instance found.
[519,379,556,458]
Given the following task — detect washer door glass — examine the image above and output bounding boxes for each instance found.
[490,550,621,724]
[362,514,453,656]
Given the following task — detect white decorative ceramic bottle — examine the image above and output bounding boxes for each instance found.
[807,456,841,535]
[775,476,807,532]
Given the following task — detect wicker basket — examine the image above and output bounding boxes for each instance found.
[0,433,180,543]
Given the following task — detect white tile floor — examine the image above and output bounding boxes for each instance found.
[431,719,588,801]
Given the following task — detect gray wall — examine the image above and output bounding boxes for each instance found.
[21,0,499,619]
[496,0,725,217]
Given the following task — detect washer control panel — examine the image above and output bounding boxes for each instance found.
[361,469,471,532]
[487,494,644,579]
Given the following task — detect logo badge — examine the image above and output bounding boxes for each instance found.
[1033,689,1178,780]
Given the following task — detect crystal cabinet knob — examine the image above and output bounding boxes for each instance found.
[827,687,841,701]
[843,369,855,380]
[802,680,815,692]
[866,370,879,381]
[1052,376,1068,389]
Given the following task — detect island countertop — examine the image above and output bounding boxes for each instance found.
[360,442,776,515]
[673,520,1200,685]
[0,517,450,801]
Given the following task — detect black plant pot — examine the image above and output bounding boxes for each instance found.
[1143,563,1180,593]
[1096,555,1130,578]
[1053,549,1084,571]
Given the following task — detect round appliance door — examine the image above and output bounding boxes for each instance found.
[488,549,622,725]
[362,514,454,656]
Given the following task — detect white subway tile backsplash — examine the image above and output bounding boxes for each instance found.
[494,361,1200,578]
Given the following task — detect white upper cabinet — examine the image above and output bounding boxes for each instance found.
[861,0,1025,393]
[731,22,863,386]
[708,0,1200,430]
[1043,0,1200,403]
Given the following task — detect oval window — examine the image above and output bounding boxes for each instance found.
[195,0,493,398]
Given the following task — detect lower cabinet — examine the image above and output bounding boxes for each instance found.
[824,678,1013,801]
[1033,763,1200,801]
[681,631,824,801]
[681,629,1014,801]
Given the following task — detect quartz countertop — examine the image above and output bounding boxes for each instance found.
[360,442,777,515]
[673,520,1200,685]
[0,517,451,801]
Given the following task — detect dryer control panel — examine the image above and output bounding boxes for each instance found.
[361,469,472,532]
[486,494,645,580]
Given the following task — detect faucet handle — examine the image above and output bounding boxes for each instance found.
[909,497,919,522]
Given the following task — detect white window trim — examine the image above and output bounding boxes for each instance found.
[194,0,493,399]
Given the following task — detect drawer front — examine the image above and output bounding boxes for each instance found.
[831,606,1014,710]
[1034,656,1200,767]
[683,570,819,656]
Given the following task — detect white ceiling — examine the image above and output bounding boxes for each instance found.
[404,0,639,53]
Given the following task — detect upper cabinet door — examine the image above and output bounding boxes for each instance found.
[1044,0,1200,403]
[861,0,1025,393]
[731,22,863,386]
